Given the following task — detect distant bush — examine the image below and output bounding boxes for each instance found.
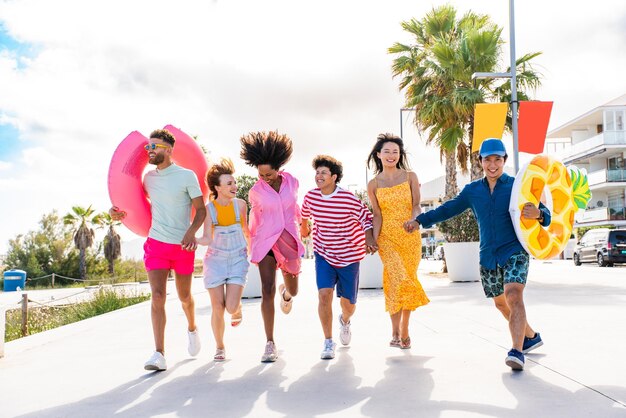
[4,287,150,342]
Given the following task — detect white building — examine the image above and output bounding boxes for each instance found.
[547,94,626,229]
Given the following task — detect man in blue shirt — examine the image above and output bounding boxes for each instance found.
[404,139,550,371]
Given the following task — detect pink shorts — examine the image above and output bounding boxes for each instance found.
[143,237,195,275]
[269,230,301,276]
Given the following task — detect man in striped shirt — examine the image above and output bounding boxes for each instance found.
[300,155,377,360]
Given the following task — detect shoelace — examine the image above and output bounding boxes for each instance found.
[265,343,275,355]
[324,341,334,350]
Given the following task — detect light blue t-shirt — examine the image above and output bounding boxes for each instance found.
[144,163,203,244]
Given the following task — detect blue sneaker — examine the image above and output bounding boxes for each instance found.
[522,332,543,354]
[505,348,525,370]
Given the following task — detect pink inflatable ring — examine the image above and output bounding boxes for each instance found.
[107,125,209,237]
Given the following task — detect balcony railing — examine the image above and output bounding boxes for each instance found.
[575,206,626,223]
[604,130,626,144]
[588,168,626,185]
[609,207,626,221]
[588,170,606,186]
[575,207,608,223]
[607,169,626,182]
[562,130,626,161]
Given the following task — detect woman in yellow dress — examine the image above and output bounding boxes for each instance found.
[367,133,430,349]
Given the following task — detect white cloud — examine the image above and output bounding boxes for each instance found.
[0,0,625,253]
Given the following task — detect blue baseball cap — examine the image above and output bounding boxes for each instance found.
[479,138,507,158]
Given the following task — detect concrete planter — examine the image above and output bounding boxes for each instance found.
[359,254,383,289]
[443,242,480,282]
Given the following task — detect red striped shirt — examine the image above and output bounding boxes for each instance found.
[301,187,373,267]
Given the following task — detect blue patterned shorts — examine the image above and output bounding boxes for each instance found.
[480,251,529,298]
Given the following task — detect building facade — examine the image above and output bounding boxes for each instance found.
[547,94,626,229]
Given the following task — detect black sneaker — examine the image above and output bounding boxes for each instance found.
[522,332,543,354]
[505,348,525,370]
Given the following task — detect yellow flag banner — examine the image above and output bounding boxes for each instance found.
[472,102,508,152]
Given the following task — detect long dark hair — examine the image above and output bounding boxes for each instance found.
[366,133,410,175]
[240,131,293,170]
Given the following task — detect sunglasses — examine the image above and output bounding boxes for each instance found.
[144,143,170,151]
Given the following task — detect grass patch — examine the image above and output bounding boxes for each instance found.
[4,287,150,342]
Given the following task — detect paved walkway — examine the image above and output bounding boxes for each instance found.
[1,259,625,417]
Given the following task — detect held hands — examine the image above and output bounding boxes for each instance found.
[181,231,198,252]
[521,202,542,220]
[300,222,311,239]
[109,206,126,221]
[365,242,378,255]
[365,234,378,255]
[403,219,419,233]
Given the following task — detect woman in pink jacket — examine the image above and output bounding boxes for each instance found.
[240,131,304,363]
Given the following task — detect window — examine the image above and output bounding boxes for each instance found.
[604,110,626,131]
[606,111,615,131]
[608,192,625,209]
[610,232,626,245]
[608,156,624,170]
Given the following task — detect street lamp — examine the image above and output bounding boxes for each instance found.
[472,0,520,174]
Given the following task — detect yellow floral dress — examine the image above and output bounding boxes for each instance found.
[376,180,430,313]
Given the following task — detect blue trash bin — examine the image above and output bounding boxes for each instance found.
[3,269,27,292]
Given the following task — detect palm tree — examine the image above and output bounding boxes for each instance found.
[63,205,102,280]
[389,5,542,191]
[100,213,122,276]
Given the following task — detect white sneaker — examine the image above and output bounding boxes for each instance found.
[261,341,278,363]
[188,328,201,357]
[320,339,336,360]
[339,314,352,346]
[144,351,167,371]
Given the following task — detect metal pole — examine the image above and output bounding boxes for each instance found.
[21,293,28,337]
[0,306,5,357]
[509,0,519,173]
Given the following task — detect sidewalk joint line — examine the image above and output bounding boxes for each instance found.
[471,332,626,408]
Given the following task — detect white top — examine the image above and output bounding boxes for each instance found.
[144,163,203,244]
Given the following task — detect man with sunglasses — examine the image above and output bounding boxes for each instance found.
[110,129,206,371]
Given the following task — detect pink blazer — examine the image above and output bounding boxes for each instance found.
[248,171,304,263]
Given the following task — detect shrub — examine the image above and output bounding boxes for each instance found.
[4,287,150,342]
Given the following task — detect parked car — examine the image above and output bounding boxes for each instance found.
[561,234,577,259]
[573,228,626,267]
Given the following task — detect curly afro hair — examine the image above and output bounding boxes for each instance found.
[239,131,293,170]
[312,155,343,183]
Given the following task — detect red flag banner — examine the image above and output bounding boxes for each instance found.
[518,101,553,154]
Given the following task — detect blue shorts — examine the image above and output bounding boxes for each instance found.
[480,251,530,298]
[315,253,360,304]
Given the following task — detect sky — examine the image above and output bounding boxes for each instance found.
[1,0,625,254]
